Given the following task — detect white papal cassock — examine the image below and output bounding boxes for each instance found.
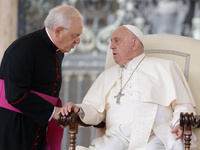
[76,53,197,150]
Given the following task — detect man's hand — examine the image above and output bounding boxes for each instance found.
[52,102,80,120]
[60,102,80,116]
[53,107,61,120]
[171,125,183,140]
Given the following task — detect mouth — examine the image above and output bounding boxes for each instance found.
[113,52,117,56]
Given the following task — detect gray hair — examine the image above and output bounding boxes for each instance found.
[44,5,83,30]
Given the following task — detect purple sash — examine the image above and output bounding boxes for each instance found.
[0,79,63,150]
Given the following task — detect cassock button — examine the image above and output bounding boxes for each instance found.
[54,91,57,93]
[57,75,60,78]
[54,83,57,86]
[56,68,58,71]
[35,143,38,145]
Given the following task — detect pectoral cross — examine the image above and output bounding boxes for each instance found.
[114,90,124,104]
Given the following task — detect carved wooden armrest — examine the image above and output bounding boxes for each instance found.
[180,112,200,150]
[57,112,79,150]
[57,111,105,150]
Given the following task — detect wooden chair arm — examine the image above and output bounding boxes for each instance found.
[180,112,200,150]
[57,112,105,150]
[57,112,80,150]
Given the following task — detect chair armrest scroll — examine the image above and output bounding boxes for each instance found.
[57,111,105,128]
[57,112,105,150]
[180,112,194,150]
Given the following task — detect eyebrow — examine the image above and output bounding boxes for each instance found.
[111,37,120,42]
[75,33,81,36]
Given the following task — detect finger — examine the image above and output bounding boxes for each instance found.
[171,129,177,134]
[67,104,73,113]
[175,130,183,140]
[73,105,80,113]
[62,103,74,115]
[175,135,181,140]
[66,102,74,113]
[60,108,66,116]
[62,105,70,116]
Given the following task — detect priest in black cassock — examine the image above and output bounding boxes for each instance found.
[0,5,83,150]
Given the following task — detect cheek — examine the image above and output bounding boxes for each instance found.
[61,35,72,43]
[118,48,127,56]
[61,40,73,49]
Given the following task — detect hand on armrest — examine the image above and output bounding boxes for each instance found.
[57,110,105,128]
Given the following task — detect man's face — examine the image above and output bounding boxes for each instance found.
[57,18,83,53]
[110,27,134,66]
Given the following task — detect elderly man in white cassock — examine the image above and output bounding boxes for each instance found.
[61,25,197,150]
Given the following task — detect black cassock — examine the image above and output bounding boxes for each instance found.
[0,28,64,150]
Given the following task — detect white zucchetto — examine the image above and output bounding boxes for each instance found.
[123,25,144,45]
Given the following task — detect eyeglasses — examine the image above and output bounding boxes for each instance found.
[62,27,82,40]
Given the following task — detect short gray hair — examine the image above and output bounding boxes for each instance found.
[44,5,83,30]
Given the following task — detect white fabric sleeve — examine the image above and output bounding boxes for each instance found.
[48,106,55,121]
[171,101,196,127]
[76,104,85,118]
[76,103,105,125]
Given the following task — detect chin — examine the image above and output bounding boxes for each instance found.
[61,49,71,53]
[114,59,119,64]
[67,49,72,53]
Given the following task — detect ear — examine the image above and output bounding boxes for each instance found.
[54,26,64,38]
[131,38,138,51]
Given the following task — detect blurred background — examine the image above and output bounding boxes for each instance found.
[0,0,200,149]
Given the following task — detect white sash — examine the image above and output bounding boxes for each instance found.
[128,102,158,150]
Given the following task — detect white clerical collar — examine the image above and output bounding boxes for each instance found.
[124,53,146,69]
[45,27,59,51]
[45,27,55,44]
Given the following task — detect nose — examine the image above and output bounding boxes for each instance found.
[75,38,81,44]
[110,43,114,50]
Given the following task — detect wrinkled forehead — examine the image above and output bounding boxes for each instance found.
[111,27,131,40]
